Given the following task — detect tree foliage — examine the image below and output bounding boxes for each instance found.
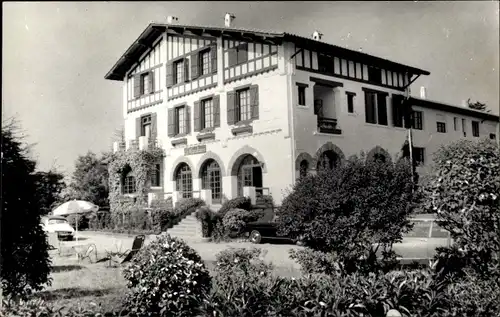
[422,138,500,279]
[1,121,52,297]
[467,98,489,112]
[34,170,66,215]
[277,153,416,273]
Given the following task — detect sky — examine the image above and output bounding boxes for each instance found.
[3,1,499,175]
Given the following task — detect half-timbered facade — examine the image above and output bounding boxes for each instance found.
[105,21,499,207]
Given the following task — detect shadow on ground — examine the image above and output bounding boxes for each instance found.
[52,265,86,273]
[34,287,119,301]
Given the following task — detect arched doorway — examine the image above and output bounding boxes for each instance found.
[200,159,222,204]
[236,154,263,197]
[316,150,340,171]
[175,163,192,198]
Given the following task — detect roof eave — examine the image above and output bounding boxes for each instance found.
[410,97,499,121]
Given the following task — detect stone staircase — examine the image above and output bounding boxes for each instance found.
[166,213,200,240]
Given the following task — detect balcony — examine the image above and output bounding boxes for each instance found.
[317,117,342,135]
[113,136,162,153]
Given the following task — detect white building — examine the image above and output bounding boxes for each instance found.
[105,17,499,208]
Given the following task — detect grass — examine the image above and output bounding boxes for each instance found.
[37,248,301,313]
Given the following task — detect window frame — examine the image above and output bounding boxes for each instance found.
[453,117,458,131]
[364,90,387,125]
[175,164,193,199]
[141,115,152,137]
[412,147,425,166]
[199,49,211,76]
[150,163,161,188]
[346,92,355,113]
[173,59,184,85]
[123,173,136,194]
[298,86,306,106]
[140,72,151,95]
[437,121,447,133]
[175,105,186,135]
[471,120,480,137]
[412,111,423,130]
[462,118,467,137]
[236,88,251,123]
[201,98,214,130]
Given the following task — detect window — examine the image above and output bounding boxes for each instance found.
[229,43,248,67]
[412,111,423,130]
[437,122,447,133]
[392,94,405,128]
[490,133,496,140]
[453,117,458,131]
[364,90,387,125]
[462,118,467,137]
[298,85,306,106]
[236,88,251,122]
[140,73,150,95]
[174,60,184,84]
[201,159,222,203]
[318,53,333,74]
[141,115,151,137]
[346,92,355,113]
[200,50,211,76]
[413,147,425,165]
[175,163,192,199]
[201,98,214,129]
[175,106,186,135]
[472,121,479,137]
[367,66,382,84]
[151,163,161,187]
[123,172,136,194]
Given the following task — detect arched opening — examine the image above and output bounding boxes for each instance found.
[175,163,192,198]
[236,154,263,197]
[200,159,222,204]
[121,165,136,194]
[299,160,309,178]
[316,150,340,171]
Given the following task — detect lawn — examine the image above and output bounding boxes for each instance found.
[37,242,302,313]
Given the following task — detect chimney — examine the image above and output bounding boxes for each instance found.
[312,30,323,41]
[224,13,235,27]
[420,86,427,99]
[167,16,179,24]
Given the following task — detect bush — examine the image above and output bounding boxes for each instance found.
[277,153,415,274]
[222,208,265,238]
[1,123,52,298]
[173,197,205,219]
[289,248,341,276]
[195,206,217,238]
[150,197,174,232]
[214,247,274,281]
[88,211,113,230]
[211,197,253,242]
[66,214,89,230]
[422,138,500,279]
[122,234,211,316]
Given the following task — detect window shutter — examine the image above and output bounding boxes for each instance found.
[377,94,388,125]
[250,85,259,120]
[184,58,190,82]
[185,106,191,133]
[191,53,199,80]
[238,43,248,63]
[228,47,237,67]
[210,43,217,73]
[365,92,376,124]
[227,91,236,125]
[167,108,175,137]
[136,117,142,138]
[133,75,141,98]
[166,62,174,87]
[213,95,220,127]
[194,101,201,132]
[151,112,157,139]
[149,71,154,93]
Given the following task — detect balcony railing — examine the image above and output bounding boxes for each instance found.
[115,137,161,153]
[317,117,342,135]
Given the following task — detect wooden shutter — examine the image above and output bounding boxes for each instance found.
[238,43,248,63]
[250,85,259,120]
[151,112,157,139]
[228,47,237,67]
[149,71,154,93]
[185,106,191,133]
[227,91,236,125]
[210,43,217,73]
[193,101,201,132]
[166,62,174,87]
[136,117,142,138]
[133,75,141,98]
[167,108,175,137]
[184,58,190,82]
[191,52,199,80]
[213,95,220,127]
[377,94,388,125]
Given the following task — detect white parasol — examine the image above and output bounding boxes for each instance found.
[52,200,99,243]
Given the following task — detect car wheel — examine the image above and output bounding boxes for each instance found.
[249,230,262,244]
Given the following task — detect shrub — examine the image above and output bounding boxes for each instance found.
[66,214,89,230]
[122,234,211,316]
[195,206,217,238]
[173,197,205,219]
[277,153,415,274]
[289,248,341,276]
[422,138,500,279]
[214,247,274,280]
[218,196,252,215]
[222,208,265,238]
[1,123,52,298]
[88,211,113,230]
[150,197,174,232]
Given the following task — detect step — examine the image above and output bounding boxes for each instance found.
[172,223,198,230]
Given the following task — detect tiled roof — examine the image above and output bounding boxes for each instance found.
[410,96,499,121]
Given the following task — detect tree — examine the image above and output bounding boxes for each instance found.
[67,151,110,207]
[34,170,66,215]
[277,153,416,274]
[1,120,52,298]
[467,98,490,112]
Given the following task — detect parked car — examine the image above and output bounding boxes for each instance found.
[376,213,452,265]
[41,215,75,241]
[244,216,299,244]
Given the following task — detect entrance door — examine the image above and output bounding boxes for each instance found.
[253,166,263,195]
[237,155,263,197]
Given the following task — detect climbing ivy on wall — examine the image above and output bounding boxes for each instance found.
[108,147,164,219]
